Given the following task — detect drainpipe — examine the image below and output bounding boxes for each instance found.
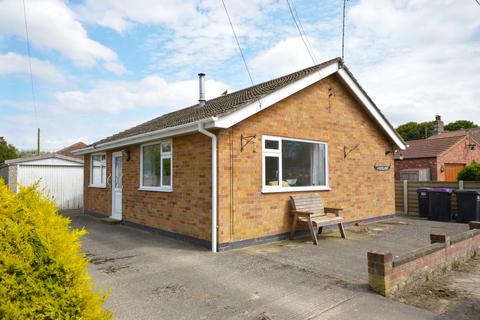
[198,122,217,253]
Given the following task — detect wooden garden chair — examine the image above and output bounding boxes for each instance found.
[290,194,346,245]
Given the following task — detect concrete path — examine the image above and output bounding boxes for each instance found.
[66,211,467,320]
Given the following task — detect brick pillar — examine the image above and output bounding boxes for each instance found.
[469,221,480,230]
[367,251,393,297]
[430,233,450,246]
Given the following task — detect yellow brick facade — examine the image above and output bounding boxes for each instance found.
[84,73,396,248]
[217,74,395,245]
[84,133,212,241]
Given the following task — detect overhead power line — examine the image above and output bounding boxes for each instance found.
[475,0,480,6]
[22,0,37,124]
[221,0,255,86]
[285,0,317,65]
[22,0,41,155]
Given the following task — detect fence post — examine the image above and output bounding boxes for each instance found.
[459,180,464,190]
[403,180,408,215]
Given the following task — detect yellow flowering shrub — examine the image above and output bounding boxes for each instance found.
[0,179,111,319]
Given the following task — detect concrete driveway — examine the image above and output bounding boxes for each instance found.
[65,211,468,320]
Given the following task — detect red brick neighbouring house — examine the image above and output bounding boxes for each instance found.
[74,58,406,251]
[394,116,480,181]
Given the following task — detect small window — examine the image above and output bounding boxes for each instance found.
[265,139,279,150]
[140,140,172,191]
[90,153,106,187]
[262,136,328,192]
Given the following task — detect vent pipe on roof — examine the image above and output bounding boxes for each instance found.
[198,73,206,107]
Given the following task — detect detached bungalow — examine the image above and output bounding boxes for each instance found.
[74,58,406,251]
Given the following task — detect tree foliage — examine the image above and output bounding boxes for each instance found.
[396,120,479,141]
[444,120,478,132]
[396,121,435,141]
[0,179,111,319]
[457,161,480,181]
[0,137,18,164]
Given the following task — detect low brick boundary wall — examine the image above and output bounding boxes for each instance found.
[368,221,480,297]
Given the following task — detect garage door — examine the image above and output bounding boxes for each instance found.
[444,163,465,181]
[17,164,83,209]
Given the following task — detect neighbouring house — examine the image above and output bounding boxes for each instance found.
[74,58,406,251]
[394,116,480,181]
[0,153,84,209]
[56,141,87,159]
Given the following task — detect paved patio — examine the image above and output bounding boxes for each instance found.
[65,211,469,320]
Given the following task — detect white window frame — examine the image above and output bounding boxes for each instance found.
[89,152,107,188]
[262,135,329,193]
[139,139,173,192]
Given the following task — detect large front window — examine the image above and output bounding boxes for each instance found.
[262,136,328,192]
[140,141,172,191]
[90,153,106,187]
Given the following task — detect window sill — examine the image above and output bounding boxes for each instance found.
[261,186,331,193]
[138,187,173,193]
[89,184,107,188]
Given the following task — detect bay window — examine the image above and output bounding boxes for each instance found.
[262,136,328,192]
[140,140,172,191]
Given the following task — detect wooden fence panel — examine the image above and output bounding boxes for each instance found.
[394,181,480,216]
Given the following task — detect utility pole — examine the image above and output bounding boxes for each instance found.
[37,128,40,156]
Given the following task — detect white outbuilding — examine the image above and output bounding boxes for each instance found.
[0,154,83,210]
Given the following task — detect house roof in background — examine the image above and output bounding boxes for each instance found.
[428,127,480,143]
[395,135,465,159]
[56,142,87,159]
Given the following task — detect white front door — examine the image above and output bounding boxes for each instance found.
[111,152,123,220]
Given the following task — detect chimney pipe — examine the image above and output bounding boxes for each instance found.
[198,73,206,107]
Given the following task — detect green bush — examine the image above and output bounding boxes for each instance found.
[457,161,480,181]
[0,179,111,319]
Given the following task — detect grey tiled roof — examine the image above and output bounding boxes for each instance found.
[90,58,341,147]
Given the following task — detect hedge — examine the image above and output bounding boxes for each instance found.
[0,179,111,319]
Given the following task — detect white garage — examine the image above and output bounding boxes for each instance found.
[0,154,83,210]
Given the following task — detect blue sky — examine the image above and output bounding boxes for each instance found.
[1,0,479,151]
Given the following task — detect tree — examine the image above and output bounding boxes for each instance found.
[396,121,435,141]
[444,120,478,132]
[457,161,480,181]
[0,137,18,164]
[396,120,479,141]
[17,149,52,158]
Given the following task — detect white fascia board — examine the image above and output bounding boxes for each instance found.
[213,62,339,129]
[336,69,407,150]
[74,119,215,155]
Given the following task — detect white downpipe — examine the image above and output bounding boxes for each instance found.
[198,122,217,252]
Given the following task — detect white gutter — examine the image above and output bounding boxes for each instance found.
[198,121,217,253]
[73,118,215,155]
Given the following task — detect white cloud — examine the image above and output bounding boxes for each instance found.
[250,37,338,81]
[75,0,282,70]
[344,0,480,126]
[55,75,231,114]
[0,52,65,84]
[0,0,124,72]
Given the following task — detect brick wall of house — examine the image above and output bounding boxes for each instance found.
[394,158,437,180]
[84,133,212,241]
[217,74,396,245]
[84,154,111,215]
[436,136,480,181]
